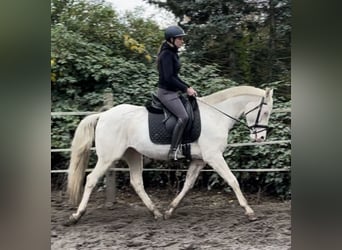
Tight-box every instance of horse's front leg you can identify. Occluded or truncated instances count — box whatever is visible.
[164,160,205,219]
[124,148,163,220]
[205,154,257,221]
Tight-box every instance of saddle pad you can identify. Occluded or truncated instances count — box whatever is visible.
[148,110,201,145]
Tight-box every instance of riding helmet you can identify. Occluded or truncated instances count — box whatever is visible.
[164,25,187,41]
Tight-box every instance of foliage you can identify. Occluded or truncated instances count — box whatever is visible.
[122,11,164,59]
[180,60,240,96]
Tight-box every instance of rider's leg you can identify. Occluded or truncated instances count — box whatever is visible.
[157,88,189,160]
[168,117,187,160]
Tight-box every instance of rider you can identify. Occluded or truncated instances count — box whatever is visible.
[157,25,197,160]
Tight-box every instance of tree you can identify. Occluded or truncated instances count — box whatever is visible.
[148,0,291,94]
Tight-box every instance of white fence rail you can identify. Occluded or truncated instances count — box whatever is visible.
[52,167,290,174]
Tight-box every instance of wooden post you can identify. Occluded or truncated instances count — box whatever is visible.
[105,163,116,208]
[103,89,116,207]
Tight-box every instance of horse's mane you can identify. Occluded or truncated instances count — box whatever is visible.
[200,86,265,104]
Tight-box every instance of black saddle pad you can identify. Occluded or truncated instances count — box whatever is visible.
[147,97,201,145]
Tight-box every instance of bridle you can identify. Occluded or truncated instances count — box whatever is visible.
[197,96,270,135]
[243,97,269,135]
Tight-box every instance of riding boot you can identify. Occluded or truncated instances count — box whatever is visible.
[168,118,186,160]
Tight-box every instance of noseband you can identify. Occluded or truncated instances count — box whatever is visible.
[244,97,269,135]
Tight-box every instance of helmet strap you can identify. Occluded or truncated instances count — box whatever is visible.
[167,38,175,47]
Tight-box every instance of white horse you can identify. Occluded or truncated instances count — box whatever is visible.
[65,86,274,225]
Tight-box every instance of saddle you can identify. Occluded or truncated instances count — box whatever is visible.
[145,93,201,158]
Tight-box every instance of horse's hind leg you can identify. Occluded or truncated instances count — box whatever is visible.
[123,148,163,219]
[65,158,112,226]
[164,160,205,219]
[205,154,257,221]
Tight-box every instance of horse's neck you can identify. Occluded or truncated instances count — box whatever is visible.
[201,87,265,131]
[214,95,259,120]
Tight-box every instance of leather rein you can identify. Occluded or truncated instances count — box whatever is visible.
[196,97,269,135]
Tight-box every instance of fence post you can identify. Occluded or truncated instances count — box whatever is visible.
[103,89,116,207]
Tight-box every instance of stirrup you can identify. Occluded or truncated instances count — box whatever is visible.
[168,147,179,161]
[168,147,184,161]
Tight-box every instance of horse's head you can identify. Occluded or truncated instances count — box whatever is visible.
[244,88,274,142]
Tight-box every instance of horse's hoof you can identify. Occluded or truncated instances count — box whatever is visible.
[163,211,172,220]
[63,215,79,226]
[247,213,257,221]
[105,202,115,210]
[153,210,163,220]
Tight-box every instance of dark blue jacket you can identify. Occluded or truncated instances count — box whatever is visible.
[157,42,189,92]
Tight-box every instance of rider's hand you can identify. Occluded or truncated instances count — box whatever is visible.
[187,87,197,97]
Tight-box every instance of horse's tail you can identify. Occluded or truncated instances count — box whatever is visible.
[67,113,101,205]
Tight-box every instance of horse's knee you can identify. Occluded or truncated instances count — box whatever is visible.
[85,174,98,189]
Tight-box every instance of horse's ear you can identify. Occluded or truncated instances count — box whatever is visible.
[265,88,273,101]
